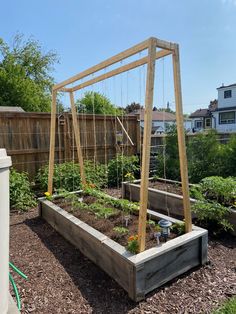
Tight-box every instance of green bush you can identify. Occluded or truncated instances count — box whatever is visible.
[10,169,37,211]
[191,176,235,233]
[221,134,236,177]
[36,160,107,192]
[155,125,181,181]
[187,130,223,183]
[107,154,140,187]
[199,176,236,205]
[155,128,234,183]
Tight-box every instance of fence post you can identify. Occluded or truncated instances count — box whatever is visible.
[0,149,12,314]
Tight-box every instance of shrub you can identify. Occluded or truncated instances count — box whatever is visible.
[192,200,233,233]
[199,176,236,205]
[187,130,223,183]
[107,154,140,187]
[155,125,181,181]
[191,176,235,233]
[36,160,107,192]
[221,134,236,177]
[10,169,37,211]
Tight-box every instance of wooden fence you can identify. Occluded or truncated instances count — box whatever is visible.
[0,112,139,178]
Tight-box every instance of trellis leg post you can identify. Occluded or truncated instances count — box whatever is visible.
[69,91,87,186]
[172,44,192,233]
[138,38,157,252]
[48,89,57,194]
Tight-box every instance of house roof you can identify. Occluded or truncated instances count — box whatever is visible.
[129,109,176,121]
[189,108,211,118]
[217,83,236,90]
[0,106,25,112]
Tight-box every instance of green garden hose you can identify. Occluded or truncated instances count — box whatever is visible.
[9,273,21,311]
[9,262,28,280]
[9,262,28,311]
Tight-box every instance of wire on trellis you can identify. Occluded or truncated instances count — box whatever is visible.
[161,57,170,217]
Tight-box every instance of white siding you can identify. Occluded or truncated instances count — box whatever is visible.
[218,85,236,108]
[140,120,192,131]
[212,111,236,133]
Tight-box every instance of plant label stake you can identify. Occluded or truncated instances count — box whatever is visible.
[124,215,130,227]
[154,232,161,246]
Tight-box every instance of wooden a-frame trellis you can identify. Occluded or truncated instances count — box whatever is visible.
[47,37,192,252]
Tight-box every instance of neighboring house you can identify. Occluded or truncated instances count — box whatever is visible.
[190,83,236,133]
[129,109,192,133]
[189,108,212,131]
[211,84,236,133]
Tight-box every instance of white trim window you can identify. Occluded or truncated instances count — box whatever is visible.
[219,111,235,124]
[224,90,232,98]
[195,120,203,129]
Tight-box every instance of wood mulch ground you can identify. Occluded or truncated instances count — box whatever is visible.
[10,208,236,314]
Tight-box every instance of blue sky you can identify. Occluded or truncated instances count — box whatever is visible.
[1,0,236,113]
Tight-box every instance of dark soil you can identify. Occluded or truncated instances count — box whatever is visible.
[149,180,183,195]
[10,208,236,313]
[53,195,176,249]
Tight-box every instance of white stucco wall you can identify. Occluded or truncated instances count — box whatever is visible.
[218,85,236,108]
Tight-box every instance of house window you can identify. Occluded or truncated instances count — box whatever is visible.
[224,90,232,98]
[205,118,211,128]
[219,111,235,124]
[195,120,203,129]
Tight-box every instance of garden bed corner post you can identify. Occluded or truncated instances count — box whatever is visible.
[138,38,157,252]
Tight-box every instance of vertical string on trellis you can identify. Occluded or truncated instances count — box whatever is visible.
[69,91,86,187]
[138,38,157,252]
[48,89,57,194]
[172,44,192,233]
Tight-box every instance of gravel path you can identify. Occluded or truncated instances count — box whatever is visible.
[10,208,236,314]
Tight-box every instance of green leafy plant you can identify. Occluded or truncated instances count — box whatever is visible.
[199,176,236,205]
[127,235,139,254]
[113,226,129,234]
[213,297,236,314]
[88,201,116,219]
[147,219,156,227]
[107,154,140,187]
[155,225,162,232]
[171,222,185,236]
[84,187,139,214]
[10,169,37,211]
[37,160,107,192]
[192,200,233,233]
[189,185,204,200]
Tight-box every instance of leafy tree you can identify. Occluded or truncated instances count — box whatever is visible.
[0,34,58,112]
[125,102,142,114]
[76,91,123,115]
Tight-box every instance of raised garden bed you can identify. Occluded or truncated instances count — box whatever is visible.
[122,177,236,236]
[39,190,208,301]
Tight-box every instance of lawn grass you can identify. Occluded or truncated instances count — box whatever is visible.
[213,297,236,314]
